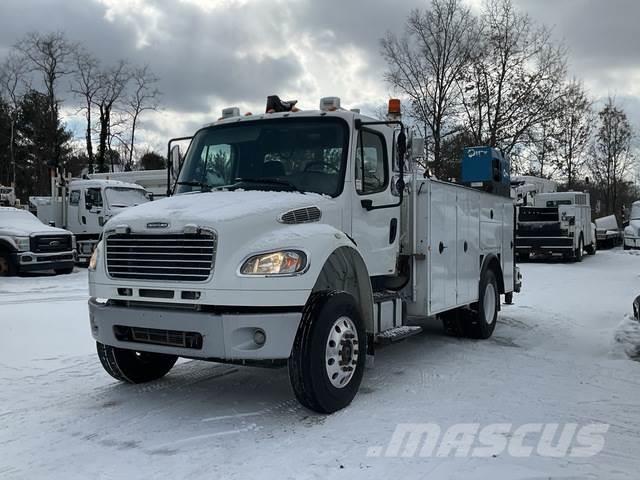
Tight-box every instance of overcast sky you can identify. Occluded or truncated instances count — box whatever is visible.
[1,0,639,154]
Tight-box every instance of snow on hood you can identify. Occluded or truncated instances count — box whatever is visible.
[104,190,333,230]
[0,208,71,236]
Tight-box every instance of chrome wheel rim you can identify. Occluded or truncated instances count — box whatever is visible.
[325,316,359,388]
[484,283,496,324]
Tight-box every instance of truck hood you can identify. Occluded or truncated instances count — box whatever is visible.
[2,218,71,237]
[103,190,337,233]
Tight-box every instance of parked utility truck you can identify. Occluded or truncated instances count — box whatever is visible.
[88,97,521,413]
[89,169,168,199]
[624,201,640,250]
[0,185,17,207]
[31,177,150,263]
[516,191,595,261]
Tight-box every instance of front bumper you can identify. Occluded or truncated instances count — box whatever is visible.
[624,236,640,249]
[88,297,303,360]
[14,250,76,272]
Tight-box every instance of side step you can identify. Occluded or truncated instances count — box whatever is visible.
[375,325,423,345]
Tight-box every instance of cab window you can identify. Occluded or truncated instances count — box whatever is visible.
[355,130,388,194]
[69,190,80,206]
[85,188,103,208]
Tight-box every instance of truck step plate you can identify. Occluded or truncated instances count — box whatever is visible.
[375,325,423,345]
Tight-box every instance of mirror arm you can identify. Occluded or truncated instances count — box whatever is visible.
[167,136,193,197]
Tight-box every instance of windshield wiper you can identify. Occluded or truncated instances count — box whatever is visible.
[234,177,305,194]
[176,181,213,192]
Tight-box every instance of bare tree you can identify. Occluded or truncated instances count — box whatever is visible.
[15,32,76,170]
[381,0,479,173]
[551,80,593,188]
[589,97,634,216]
[93,60,130,173]
[0,53,29,186]
[125,65,160,169]
[71,48,101,172]
[458,0,567,161]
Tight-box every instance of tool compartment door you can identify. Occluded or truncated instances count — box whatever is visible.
[429,184,457,314]
[456,192,480,305]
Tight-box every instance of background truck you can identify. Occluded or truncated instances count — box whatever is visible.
[88,96,520,413]
[516,191,595,261]
[595,214,623,249]
[0,207,76,276]
[30,177,150,263]
[624,201,640,250]
[510,175,557,206]
[89,169,168,199]
[0,185,17,207]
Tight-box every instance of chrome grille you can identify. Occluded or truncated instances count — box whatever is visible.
[105,232,216,282]
[278,206,321,224]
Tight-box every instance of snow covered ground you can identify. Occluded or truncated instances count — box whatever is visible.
[1,249,640,479]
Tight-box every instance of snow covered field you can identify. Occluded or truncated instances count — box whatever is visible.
[1,249,640,479]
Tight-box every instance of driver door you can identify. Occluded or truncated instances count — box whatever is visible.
[350,128,400,277]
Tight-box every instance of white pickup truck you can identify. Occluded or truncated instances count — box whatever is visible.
[516,191,595,261]
[88,96,520,413]
[624,201,640,250]
[0,207,76,276]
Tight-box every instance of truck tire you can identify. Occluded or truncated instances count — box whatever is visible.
[288,291,366,414]
[467,269,499,339]
[96,342,178,383]
[54,267,74,275]
[0,252,17,277]
[574,235,584,262]
[585,241,596,255]
[504,292,514,305]
[441,309,470,337]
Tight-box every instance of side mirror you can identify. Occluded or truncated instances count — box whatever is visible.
[410,137,425,159]
[170,144,182,180]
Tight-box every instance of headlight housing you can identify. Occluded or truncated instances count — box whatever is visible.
[240,250,307,276]
[88,242,101,271]
[13,236,30,252]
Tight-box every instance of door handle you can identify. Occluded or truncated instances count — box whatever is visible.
[439,242,447,254]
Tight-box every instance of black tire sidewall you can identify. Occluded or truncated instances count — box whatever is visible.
[292,292,366,413]
[471,270,498,339]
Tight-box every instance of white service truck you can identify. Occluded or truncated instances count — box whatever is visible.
[31,178,150,263]
[89,169,168,199]
[624,201,640,250]
[88,96,521,413]
[516,191,595,261]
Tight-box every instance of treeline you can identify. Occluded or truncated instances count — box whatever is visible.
[382,0,637,218]
[0,32,163,199]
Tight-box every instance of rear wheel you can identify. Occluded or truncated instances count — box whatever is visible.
[288,291,366,413]
[466,269,499,339]
[585,241,596,255]
[0,252,16,277]
[96,342,178,383]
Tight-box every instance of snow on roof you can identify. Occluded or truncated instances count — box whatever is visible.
[69,178,145,189]
[202,109,377,129]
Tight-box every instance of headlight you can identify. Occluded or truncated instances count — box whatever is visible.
[13,236,30,252]
[88,243,101,271]
[240,250,307,275]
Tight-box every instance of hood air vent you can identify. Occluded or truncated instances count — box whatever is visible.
[278,206,322,224]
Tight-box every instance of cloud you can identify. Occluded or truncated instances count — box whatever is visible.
[1,0,639,154]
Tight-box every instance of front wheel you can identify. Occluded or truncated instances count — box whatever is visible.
[574,235,584,262]
[0,252,17,277]
[96,342,178,383]
[288,291,366,414]
[467,269,499,339]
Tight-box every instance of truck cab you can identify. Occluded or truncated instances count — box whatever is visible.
[31,179,150,262]
[516,191,595,261]
[88,97,520,413]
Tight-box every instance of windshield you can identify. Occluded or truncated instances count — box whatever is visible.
[104,187,150,208]
[175,117,349,197]
[0,188,13,194]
